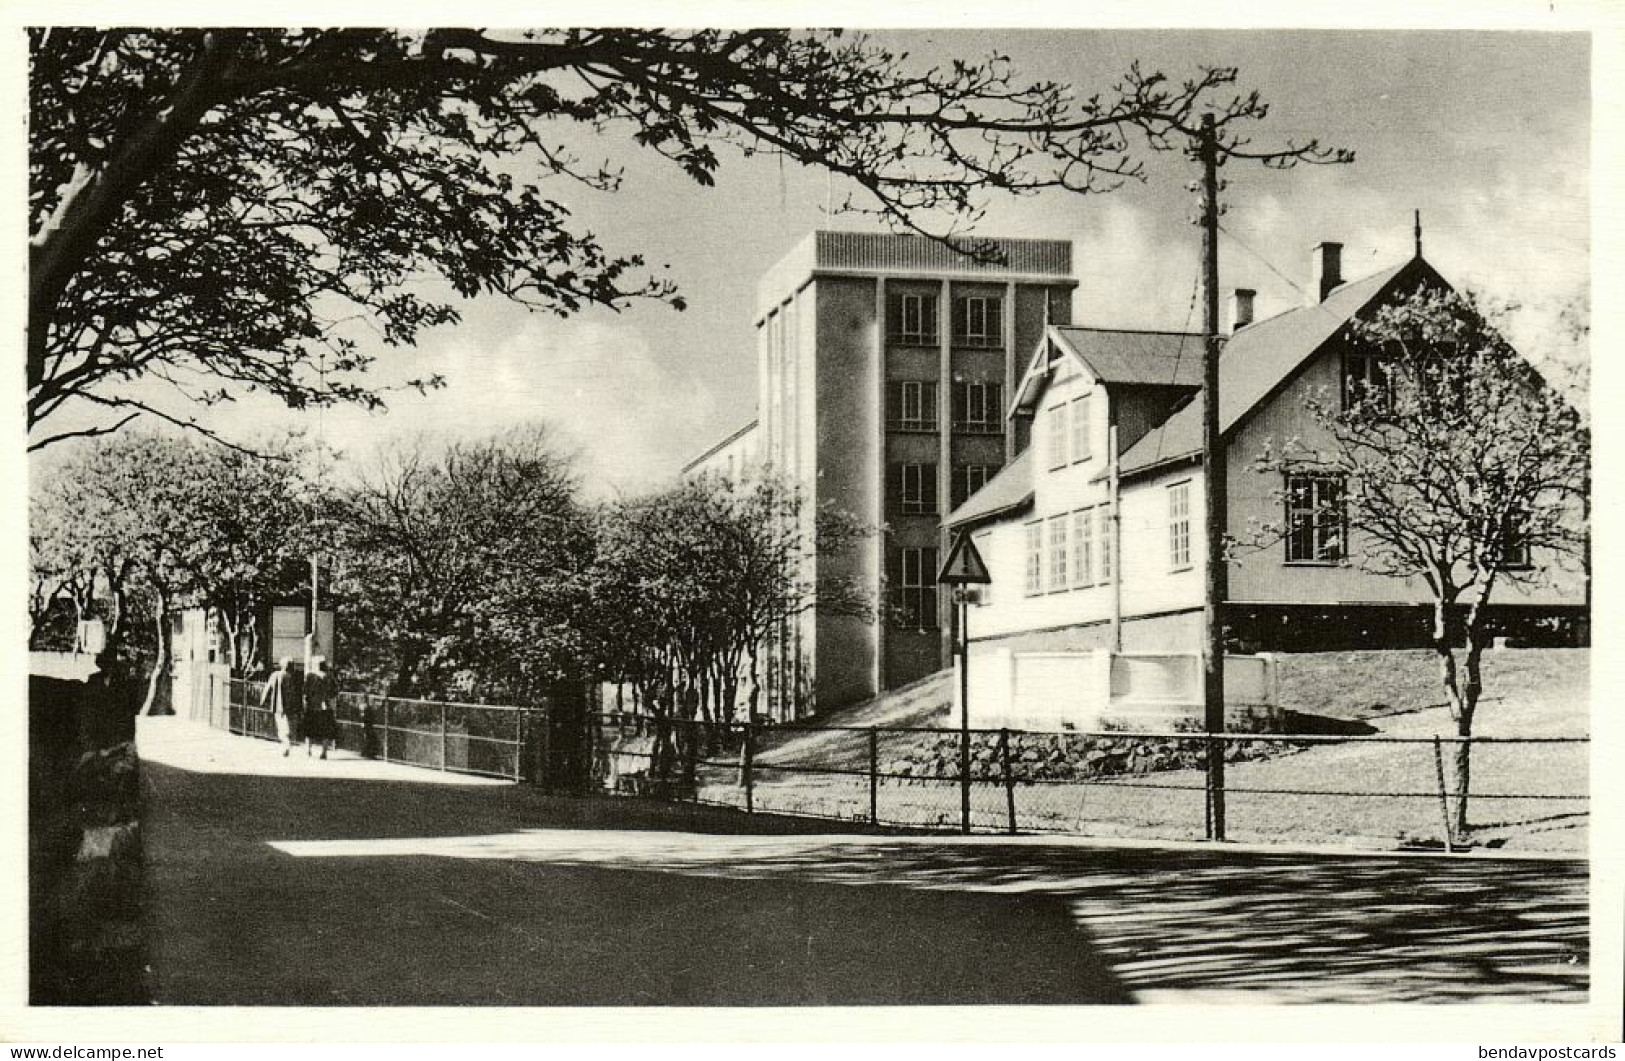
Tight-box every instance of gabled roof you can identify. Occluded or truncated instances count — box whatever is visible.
[945,448,1033,529]
[1118,257,1437,478]
[1012,326,1202,413]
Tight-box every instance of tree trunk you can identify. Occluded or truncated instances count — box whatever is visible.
[143,585,175,716]
[1450,609,1488,838]
[747,643,761,723]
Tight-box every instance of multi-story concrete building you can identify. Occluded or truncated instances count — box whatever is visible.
[685,230,1077,719]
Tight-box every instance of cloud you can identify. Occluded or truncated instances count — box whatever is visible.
[275,312,721,498]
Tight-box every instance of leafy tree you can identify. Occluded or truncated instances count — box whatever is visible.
[585,474,872,782]
[1254,287,1589,836]
[29,28,1348,446]
[30,433,317,711]
[329,428,592,701]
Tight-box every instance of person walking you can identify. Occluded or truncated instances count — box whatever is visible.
[261,657,305,757]
[303,656,337,760]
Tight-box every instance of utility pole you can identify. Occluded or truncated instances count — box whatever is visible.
[305,554,320,671]
[1199,113,1228,841]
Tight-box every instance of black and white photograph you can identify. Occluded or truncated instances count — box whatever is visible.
[12,6,1621,1047]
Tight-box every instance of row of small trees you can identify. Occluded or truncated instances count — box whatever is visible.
[29,427,862,725]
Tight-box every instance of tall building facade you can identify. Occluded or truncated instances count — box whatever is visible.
[691,231,1076,719]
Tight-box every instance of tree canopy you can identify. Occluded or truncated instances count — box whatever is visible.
[1253,285,1589,836]
[29,28,1349,448]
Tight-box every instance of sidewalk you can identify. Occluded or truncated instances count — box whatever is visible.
[137,717,1589,1005]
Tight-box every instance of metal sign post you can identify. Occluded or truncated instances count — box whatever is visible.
[939,531,992,835]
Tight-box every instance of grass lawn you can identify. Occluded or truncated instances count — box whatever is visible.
[703,647,1589,852]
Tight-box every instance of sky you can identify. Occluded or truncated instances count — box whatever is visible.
[31,29,1592,496]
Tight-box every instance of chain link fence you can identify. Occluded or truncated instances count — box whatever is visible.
[215,681,1586,849]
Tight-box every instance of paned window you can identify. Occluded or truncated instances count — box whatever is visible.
[892,463,939,516]
[1048,516,1070,590]
[886,380,939,432]
[951,463,1000,508]
[1286,474,1347,563]
[1098,505,1113,582]
[952,295,1004,348]
[1343,351,1393,414]
[951,381,1004,434]
[1169,481,1192,570]
[888,292,939,345]
[1071,395,1092,462]
[1047,403,1069,470]
[1025,522,1044,596]
[1073,507,1094,587]
[893,547,940,629]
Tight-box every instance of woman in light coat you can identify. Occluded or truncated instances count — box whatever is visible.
[261,657,305,757]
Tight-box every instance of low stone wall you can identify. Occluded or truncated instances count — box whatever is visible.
[29,673,148,1005]
[880,721,1307,784]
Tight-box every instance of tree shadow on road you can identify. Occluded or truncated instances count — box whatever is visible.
[138,747,1588,1006]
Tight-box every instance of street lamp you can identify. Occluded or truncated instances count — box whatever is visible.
[938,530,991,834]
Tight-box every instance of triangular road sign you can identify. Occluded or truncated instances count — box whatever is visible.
[937,530,992,585]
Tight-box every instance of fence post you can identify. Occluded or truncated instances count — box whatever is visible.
[537,706,552,792]
[514,709,525,782]
[960,725,973,834]
[868,728,879,827]
[742,722,755,815]
[1432,735,1456,852]
[999,728,1017,835]
[382,698,391,764]
[439,701,448,771]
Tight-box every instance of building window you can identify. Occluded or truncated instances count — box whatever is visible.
[1047,403,1069,470]
[1070,395,1092,462]
[888,292,939,346]
[1286,474,1347,563]
[1025,521,1043,596]
[1500,508,1533,569]
[886,380,939,432]
[893,547,939,629]
[1073,507,1094,587]
[951,381,1004,434]
[951,463,999,508]
[952,295,1003,348]
[1098,505,1113,582]
[891,462,939,516]
[1343,351,1393,414]
[1048,515,1069,591]
[1168,480,1192,570]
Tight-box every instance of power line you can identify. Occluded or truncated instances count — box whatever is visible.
[1216,220,1304,294]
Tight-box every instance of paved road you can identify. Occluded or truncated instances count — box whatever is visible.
[137,717,1588,1006]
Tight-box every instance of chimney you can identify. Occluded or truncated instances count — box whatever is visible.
[1230,288,1256,333]
[1311,242,1343,303]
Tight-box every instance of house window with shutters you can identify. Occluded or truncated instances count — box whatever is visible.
[951,381,1004,434]
[891,462,939,516]
[1073,507,1094,587]
[952,295,1004,348]
[1285,474,1347,563]
[1024,521,1043,596]
[887,292,939,346]
[886,380,939,432]
[891,546,939,629]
